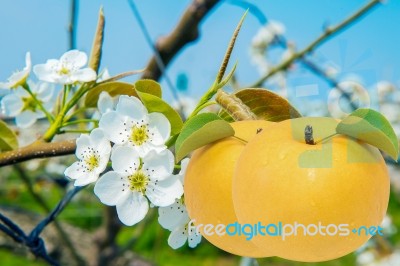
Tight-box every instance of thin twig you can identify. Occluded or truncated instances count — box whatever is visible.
[300,58,358,110]
[0,212,26,238]
[0,186,84,265]
[228,0,358,109]
[0,223,23,243]
[68,0,78,50]
[14,165,86,266]
[29,186,84,240]
[96,69,145,84]
[250,0,382,87]
[127,0,180,103]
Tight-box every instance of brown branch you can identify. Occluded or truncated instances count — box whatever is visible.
[0,140,76,167]
[141,0,220,80]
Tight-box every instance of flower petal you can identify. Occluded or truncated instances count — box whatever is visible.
[1,94,23,116]
[60,50,88,68]
[72,68,97,83]
[96,156,110,175]
[0,82,11,89]
[111,146,140,175]
[73,172,98,186]
[168,225,188,249]
[15,110,38,128]
[188,227,202,248]
[158,200,189,230]
[75,134,91,159]
[15,87,29,97]
[142,149,174,180]
[89,128,111,156]
[133,142,155,158]
[33,60,58,82]
[25,52,32,71]
[64,161,86,181]
[177,158,190,183]
[116,95,147,120]
[148,112,171,145]
[146,176,183,207]
[99,111,127,145]
[35,82,54,102]
[94,171,129,205]
[97,68,111,82]
[116,192,149,226]
[98,91,114,114]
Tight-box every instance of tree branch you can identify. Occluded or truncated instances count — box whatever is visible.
[141,0,220,80]
[0,140,76,167]
[14,165,86,266]
[250,0,382,87]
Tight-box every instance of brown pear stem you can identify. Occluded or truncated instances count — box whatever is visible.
[305,125,315,145]
[305,125,339,145]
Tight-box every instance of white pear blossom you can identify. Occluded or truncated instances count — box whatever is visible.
[97,68,111,82]
[159,198,201,249]
[172,96,197,118]
[91,91,118,122]
[0,52,31,89]
[377,81,395,101]
[94,146,183,226]
[176,158,189,184]
[251,20,285,50]
[249,21,285,77]
[328,80,370,119]
[33,50,96,84]
[356,250,400,266]
[64,128,111,186]
[159,198,189,231]
[99,95,171,157]
[1,81,54,128]
[97,91,118,115]
[158,158,200,249]
[168,216,202,249]
[158,158,189,229]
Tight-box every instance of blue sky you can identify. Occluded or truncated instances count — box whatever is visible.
[0,0,399,111]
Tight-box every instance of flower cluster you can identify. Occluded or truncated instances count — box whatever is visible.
[250,20,285,76]
[0,50,96,128]
[1,81,55,128]
[158,158,201,249]
[64,95,191,250]
[249,21,289,91]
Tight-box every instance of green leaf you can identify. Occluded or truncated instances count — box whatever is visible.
[85,82,138,107]
[0,120,18,151]
[136,91,183,136]
[175,113,235,162]
[134,79,162,98]
[336,108,399,160]
[219,88,301,122]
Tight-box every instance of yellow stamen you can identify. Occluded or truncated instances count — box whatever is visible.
[129,171,149,193]
[130,125,149,145]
